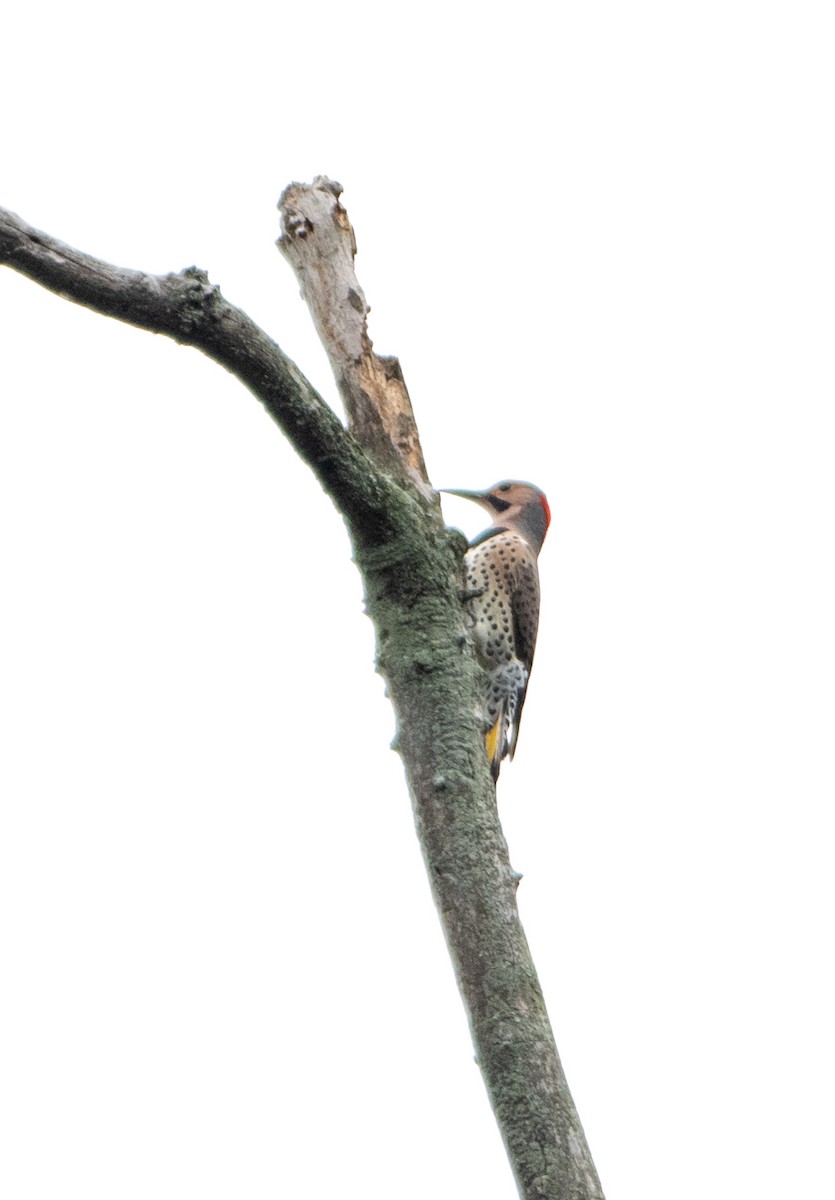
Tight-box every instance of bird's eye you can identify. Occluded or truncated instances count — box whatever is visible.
[498,483,511,493]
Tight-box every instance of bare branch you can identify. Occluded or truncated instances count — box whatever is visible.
[278,177,429,486]
[0,204,395,540]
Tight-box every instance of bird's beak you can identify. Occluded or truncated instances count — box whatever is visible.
[439,488,485,502]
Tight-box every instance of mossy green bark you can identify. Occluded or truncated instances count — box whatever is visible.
[351,488,603,1200]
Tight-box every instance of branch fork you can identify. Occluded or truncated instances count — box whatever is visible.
[1,183,603,1200]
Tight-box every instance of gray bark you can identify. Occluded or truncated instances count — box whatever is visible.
[0,190,604,1200]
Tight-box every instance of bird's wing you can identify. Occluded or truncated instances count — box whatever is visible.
[508,555,541,759]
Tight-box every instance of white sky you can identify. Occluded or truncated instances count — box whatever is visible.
[1,3,833,1197]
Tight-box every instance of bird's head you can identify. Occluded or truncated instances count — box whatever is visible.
[440,480,551,553]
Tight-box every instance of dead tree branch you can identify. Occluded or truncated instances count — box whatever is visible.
[0,206,391,533]
[278,176,428,486]
[0,192,603,1200]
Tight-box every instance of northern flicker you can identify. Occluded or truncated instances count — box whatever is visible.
[442,481,550,780]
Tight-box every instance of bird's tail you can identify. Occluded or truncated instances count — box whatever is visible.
[484,660,528,780]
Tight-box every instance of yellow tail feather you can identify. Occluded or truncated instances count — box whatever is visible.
[485,718,502,779]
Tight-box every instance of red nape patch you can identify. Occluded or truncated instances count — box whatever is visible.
[539,493,552,529]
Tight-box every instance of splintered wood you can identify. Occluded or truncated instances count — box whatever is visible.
[278,177,429,486]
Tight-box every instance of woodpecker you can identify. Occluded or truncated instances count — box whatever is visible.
[442,481,550,780]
